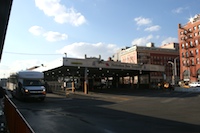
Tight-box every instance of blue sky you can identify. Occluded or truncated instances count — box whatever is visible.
[0,0,200,78]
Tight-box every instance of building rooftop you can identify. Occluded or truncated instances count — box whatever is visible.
[120,43,179,55]
[189,14,200,24]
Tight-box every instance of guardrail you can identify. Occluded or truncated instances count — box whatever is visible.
[4,95,35,133]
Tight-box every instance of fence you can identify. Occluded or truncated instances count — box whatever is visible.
[47,81,75,95]
[4,95,34,133]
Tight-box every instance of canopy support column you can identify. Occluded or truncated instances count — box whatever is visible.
[84,67,88,94]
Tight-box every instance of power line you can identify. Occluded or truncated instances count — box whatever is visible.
[4,51,63,56]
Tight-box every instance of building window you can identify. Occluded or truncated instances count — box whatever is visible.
[189,28,192,32]
[194,26,197,30]
[190,41,193,47]
[195,33,198,36]
[191,59,195,65]
[196,49,199,55]
[182,43,184,49]
[186,52,189,57]
[180,31,183,35]
[182,60,186,66]
[186,43,188,48]
[190,50,194,56]
[185,36,188,40]
[195,40,198,45]
[184,30,187,34]
[198,25,200,29]
[182,52,184,57]
[186,60,190,66]
[197,58,200,64]
[199,31,200,35]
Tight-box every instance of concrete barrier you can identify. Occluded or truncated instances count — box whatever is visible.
[4,95,35,133]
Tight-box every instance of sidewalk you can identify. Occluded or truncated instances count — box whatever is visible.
[0,86,7,133]
[0,98,7,133]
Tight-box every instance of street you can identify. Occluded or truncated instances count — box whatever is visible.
[10,89,200,133]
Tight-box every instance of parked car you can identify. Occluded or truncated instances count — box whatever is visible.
[189,82,200,87]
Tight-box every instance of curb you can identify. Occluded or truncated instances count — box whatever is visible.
[174,87,200,92]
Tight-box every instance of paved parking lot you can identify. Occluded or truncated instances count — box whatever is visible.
[11,89,200,133]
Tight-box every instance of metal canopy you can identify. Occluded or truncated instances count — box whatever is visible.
[43,66,145,81]
[0,0,13,61]
[38,57,164,81]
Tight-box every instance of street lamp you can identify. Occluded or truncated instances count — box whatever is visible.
[137,63,144,89]
[168,61,175,85]
[168,57,179,85]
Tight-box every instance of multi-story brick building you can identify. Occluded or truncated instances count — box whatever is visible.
[113,42,179,84]
[112,47,130,62]
[178,14,200,82]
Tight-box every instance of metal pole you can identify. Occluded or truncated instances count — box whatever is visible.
[174,59,177,76]
[172,65,175,85]
[174,57,179,85]
[84,67,88,94]
[168,61,174,85]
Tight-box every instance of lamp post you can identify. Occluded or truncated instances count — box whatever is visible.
[137,63,144,89]
[168,57,179,85]
[174,57,179,83]
[168,61,175,85]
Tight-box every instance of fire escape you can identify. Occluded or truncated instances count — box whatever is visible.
[181,28,197,81]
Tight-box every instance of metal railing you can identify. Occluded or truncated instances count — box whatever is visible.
[4,95,35,133]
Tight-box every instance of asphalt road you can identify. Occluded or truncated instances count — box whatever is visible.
[11,89,200,133]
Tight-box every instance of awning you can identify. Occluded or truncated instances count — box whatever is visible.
[0,0,13,61]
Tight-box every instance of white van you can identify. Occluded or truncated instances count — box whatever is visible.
[7,70,46,101]
[189,82,200,87]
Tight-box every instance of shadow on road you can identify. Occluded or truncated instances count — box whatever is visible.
[12,93,200,133]
[65,102,200,133]
[89,88,200,98]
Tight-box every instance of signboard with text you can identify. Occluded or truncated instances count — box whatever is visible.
[63,58,165,72]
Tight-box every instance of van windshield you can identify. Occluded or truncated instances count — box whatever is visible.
[23,79,43,86]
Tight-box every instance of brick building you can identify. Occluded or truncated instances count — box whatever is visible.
[113,43,179,84]
[178,14,200,82]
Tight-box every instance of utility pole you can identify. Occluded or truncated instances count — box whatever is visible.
[168,57,179,85]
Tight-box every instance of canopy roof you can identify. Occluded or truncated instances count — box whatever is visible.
[34,57,165,81]
[0,0,13,61]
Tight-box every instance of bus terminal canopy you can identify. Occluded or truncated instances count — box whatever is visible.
[34,57,165,81]
[0,0,13,61]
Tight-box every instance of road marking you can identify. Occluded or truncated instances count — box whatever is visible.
[161,97,177,103]
[161,92,197,103]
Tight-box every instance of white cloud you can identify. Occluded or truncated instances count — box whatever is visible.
[0,65,10,78]
[144,25,161,32]
[29,26,68,42]
[172,7,188,14]
[0,42,118,78]
[155,35,160,39]
[54,7,86,26]
[56,42,119,60]
[35,0,86,26]
[161,37,178,45]
[131,35,153,46]
[29,26,45,36]
[0,59,44,78]
[134,17,152,26]
[134,17,161,32]
[43,31,68,42]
